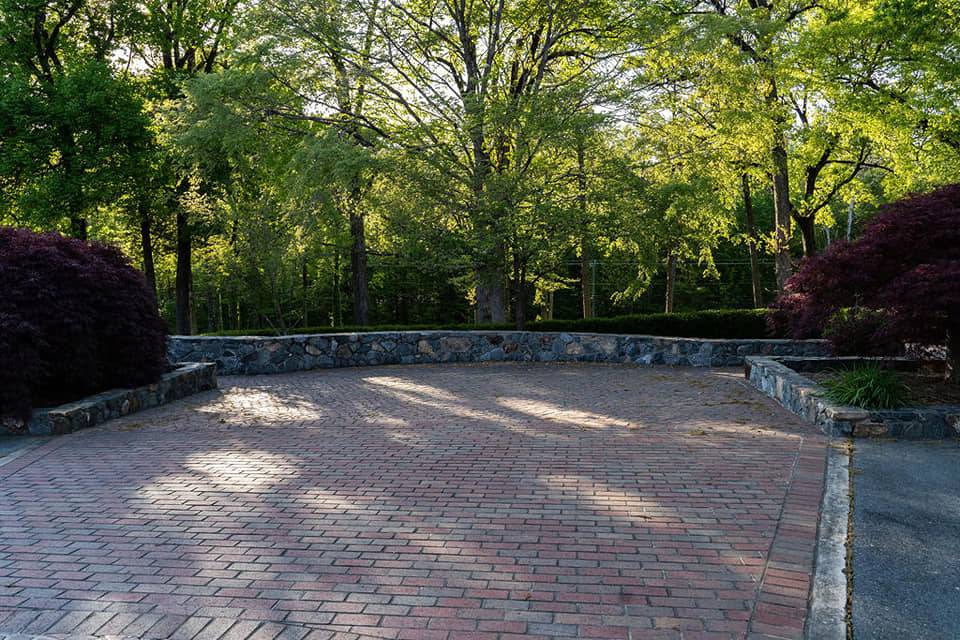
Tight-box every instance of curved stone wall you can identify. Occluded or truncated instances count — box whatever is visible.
[747,355,960,439]
[5,363,218,437]
[169,331,832,375]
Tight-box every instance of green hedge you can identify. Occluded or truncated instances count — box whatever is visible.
[527,309,775,339]
[202,309,777,339]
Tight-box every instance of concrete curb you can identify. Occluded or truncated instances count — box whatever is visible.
[806,440,851,639]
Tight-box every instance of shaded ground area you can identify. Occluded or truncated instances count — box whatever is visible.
[852,440,960,640]
[0,364,826,640]
[0,437,48,467]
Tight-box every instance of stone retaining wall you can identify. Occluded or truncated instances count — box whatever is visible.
[746,356,960,439]
[169,331,832,376]
[7,363,218,437]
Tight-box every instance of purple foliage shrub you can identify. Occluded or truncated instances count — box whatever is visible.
[770,184,960,378]
[821,308,903,357]
[0,228,168,424]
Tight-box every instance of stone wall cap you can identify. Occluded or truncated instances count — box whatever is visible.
[824,407,871,421]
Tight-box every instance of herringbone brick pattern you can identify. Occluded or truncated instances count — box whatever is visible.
[0,364,826,640]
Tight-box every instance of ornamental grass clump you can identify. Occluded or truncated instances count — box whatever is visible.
[822,365,909,410]
[0,228,168,425]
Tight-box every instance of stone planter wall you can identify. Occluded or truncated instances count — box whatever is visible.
[169,331,832,376]
[746,356,960,439]
[3,362,218,437]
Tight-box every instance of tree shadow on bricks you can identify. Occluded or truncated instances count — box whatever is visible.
[0,363,821,640]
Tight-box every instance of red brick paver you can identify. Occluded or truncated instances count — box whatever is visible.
[0,364,827,640]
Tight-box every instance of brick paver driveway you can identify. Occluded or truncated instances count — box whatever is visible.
[0,364,827,640]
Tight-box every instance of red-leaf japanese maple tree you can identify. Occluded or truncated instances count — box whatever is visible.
[770,184,960,383]
[1,228,168,425]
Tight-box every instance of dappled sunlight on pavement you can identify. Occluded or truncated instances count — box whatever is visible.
[0,363,826,640]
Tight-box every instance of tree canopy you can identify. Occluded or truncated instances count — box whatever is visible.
[1,0,957,333]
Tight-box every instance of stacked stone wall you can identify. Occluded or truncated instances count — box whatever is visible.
[170,331,832,375]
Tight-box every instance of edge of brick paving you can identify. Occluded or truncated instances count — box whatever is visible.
[0,436,73,479]
[0,443,43,470]
[748,434,830,640]
[804,441,851,640]
[0,634,139,640]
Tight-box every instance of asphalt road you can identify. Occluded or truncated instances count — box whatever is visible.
[852,439,960,640]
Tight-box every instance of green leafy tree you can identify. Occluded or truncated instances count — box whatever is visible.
[631,1,889,290]
[0,0,152,238]
[813,0,960,196]
[128,0,242,333]
[254,0,636,323]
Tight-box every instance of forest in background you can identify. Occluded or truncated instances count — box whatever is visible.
[2,0,958,334]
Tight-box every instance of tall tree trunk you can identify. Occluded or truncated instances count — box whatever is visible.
[580,252,594,319]
[397,287,409,324]
[847,198,855,240]
[476,255,507,324]
[765,75,794,291]
[664,252,677,314]
[471,212,508,323]
[139,199,157,299]
[349,211,370,326]
[577,137,593,319]
[270,272,287,333]
[741,175,763,308]
[205,285,219,333]
[796,215,818,258]
[60,127,87,240]
[302,259,310,327]
[175,209,192,335]
[69,216,87,240]
[333,250,342,327]
[513,252,527,330]
[544,290,554,320]
[65,174,85,239]
[771,143,794,291]
[464,75,507,324]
